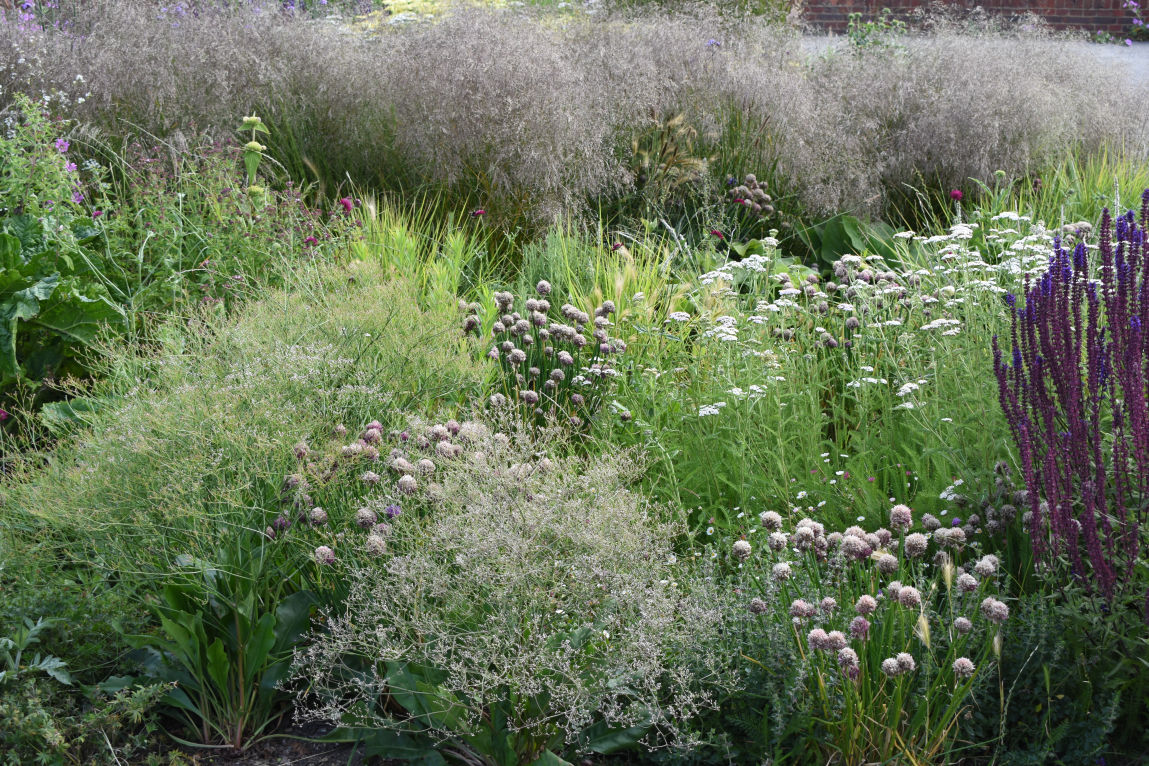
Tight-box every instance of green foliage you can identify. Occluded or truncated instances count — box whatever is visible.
[846,8,907,50]
[0,675,171,766]
[0,617,72,687]
[127,564,317,750]
[0,96,125,406]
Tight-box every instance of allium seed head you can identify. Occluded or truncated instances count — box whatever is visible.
[760,510,783,529]
[398,475,418,494]
[820,596,838,614]
[768,531,789,551]
[922,513,941,531]
[364,535,387,557]
[850,615,871,640]
[855,595,878,615]
[904,532,929,558]
[790,599,817,619]
[973,555,999,577]
[772,562,792,581]
[957,573,979,593]
[896,652,916,673]
[876,553,899,574]
[980,597,1010,623]
[881,658,902,677]
[953,657,975,678]
[314,546,335,565]
[890,504,913,530]
[356,508,378,529]
[309,507,328,525]
[733,540,752,560]
[898,586,922,609]
[954,616,973,634]
[749,597,768,615]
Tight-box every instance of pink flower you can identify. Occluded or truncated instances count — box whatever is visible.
[304,236,318,245]
[950,189,963,201]
[471,208,486,217]
[710,229,724,239]
[0,407,9,421]
[55,138,69,152]
[92,210,103,218]
[339,197,353,214]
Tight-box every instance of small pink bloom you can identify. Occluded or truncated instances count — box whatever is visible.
[710,229,724,239]
[339,197,353,214]
[950,189,963,201]
[471,208,486,217]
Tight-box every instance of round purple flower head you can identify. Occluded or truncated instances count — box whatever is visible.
[314,545,335,565]
[384,504,402,518]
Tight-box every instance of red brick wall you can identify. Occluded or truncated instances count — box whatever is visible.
[802,1,1130,34]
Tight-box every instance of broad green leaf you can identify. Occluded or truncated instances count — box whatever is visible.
[205,637,230,694]
[273,590,317,649]
[580,719,649,754]
[39,396,104,434]
[0,233,21,269]
[526,750,573,766]
[33,286,124,345]
[243,613,277,684]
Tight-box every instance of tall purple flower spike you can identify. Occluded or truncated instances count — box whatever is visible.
[993,189,1149,606]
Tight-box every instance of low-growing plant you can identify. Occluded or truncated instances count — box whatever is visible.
[712,503,1008,762]
[290,417,733,766]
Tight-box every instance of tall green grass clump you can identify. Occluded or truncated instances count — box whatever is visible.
[1,260,484,749]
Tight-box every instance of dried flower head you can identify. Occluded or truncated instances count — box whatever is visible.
[876,553,899,574]
[890,504,913,530]
[760,510,783,530]
[820,596,838,614]
[314,545,335,565]
[954,616,973,634]
[980,597,1010,623]
[896,652,916,673]
[772,562,792,581]
[356,508,378,529]
[952,657,975,678]
[732,540,752,561]
[898,586,922,609]
[748,597,768,615]
[364,534,387,557]
[309,507,329,525]
[957,572,979,593]
[398,475,418,494]
[921,513,941,531]
[855,595,878,615]
[790,599,817,619]
[903,532,929,558]
[973,554,999,577]
[849,615,871,640]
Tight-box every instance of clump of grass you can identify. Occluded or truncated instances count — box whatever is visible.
[2,260,484,576]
